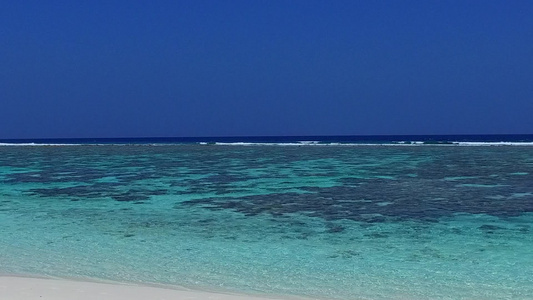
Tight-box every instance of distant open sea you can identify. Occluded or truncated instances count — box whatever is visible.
[1,135,532,299]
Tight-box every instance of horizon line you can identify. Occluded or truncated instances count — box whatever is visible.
[2,133,533,141]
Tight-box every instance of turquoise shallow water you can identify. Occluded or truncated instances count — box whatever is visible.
[0,145,532,299]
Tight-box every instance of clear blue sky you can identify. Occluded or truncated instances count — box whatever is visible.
[1,0,532,138]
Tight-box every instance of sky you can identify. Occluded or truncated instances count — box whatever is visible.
[1,0,532,138]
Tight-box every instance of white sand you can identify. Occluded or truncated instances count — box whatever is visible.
[0,276,295,300]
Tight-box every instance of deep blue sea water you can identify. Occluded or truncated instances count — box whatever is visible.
[1,135,533,299]
[2,134,533,145]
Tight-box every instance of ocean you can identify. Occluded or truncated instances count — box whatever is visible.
[1,135,532,299]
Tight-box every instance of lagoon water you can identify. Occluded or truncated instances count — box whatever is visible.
[1,141,532,299]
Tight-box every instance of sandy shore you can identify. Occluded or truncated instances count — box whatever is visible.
[0,276,295,300]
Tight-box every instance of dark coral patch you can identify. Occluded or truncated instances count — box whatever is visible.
[181,177,533,222]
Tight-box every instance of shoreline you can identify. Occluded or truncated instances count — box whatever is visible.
[0,275,308,300]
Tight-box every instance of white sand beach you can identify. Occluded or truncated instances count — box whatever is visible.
[0,276,295,300]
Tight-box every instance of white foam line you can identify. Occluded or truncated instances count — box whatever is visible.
[2,142,533,147]
[454,142,533,146]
